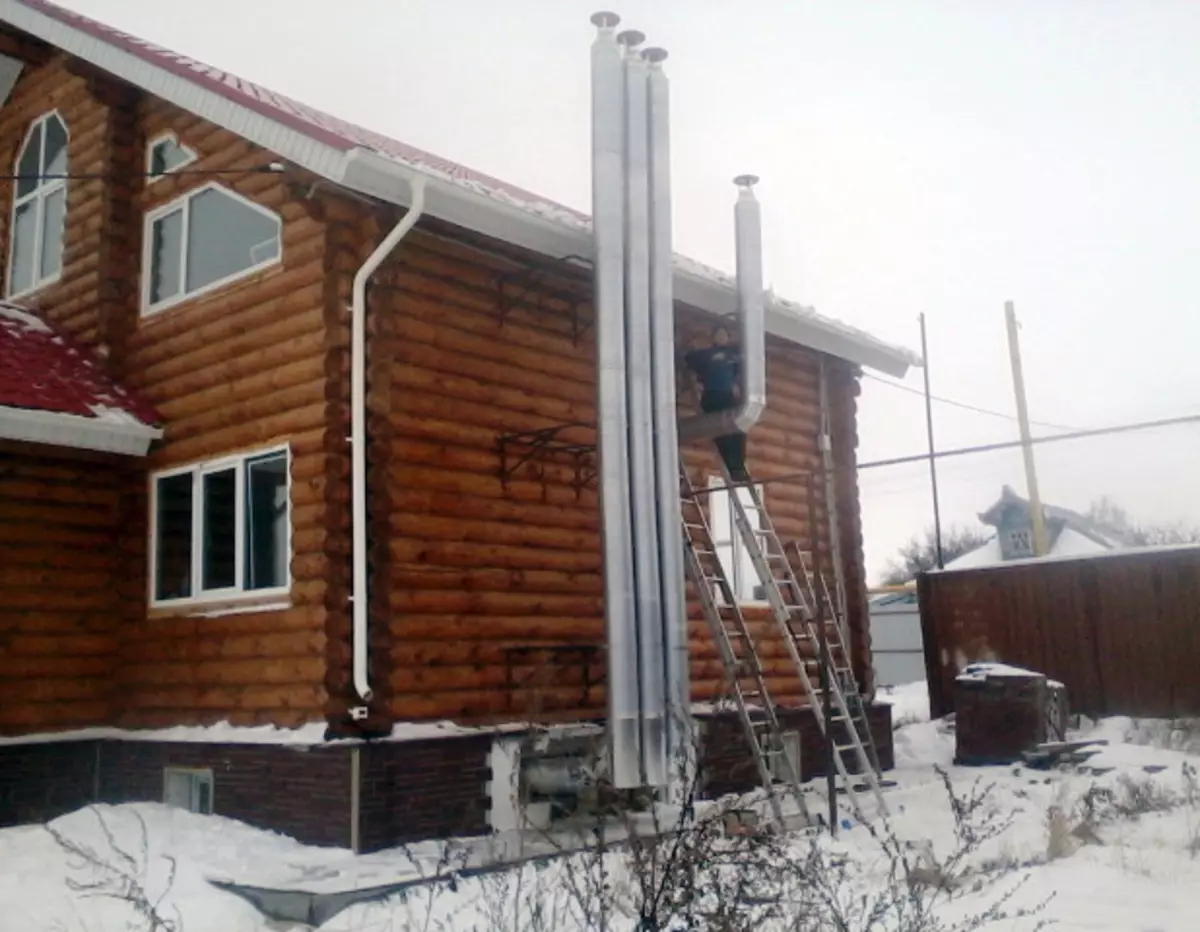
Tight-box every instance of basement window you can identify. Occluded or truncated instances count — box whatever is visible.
[146,132,197,180]
[163,768,213,815]
[8,111,68,298]
[708,475,767,604]
[151,446,290,605]
[142,182,281,314]
[765,729,802,783]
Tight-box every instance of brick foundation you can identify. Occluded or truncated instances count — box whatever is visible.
[0,735,491,852]
[359,736,492,851]
[699,702,894,798]
[1,708,894,848]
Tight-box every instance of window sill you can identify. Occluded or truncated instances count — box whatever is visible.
[149,592,291,620]
[140,261,282,319]
[8,273,63,303]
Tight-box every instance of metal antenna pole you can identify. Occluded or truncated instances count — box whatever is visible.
[919,313,944,569]
[1004,301,1049,556]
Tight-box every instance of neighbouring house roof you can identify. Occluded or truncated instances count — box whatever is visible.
[938,485,1124,573]
[977,484,1124,550]
[0,0,920,377]
[0,302,162,455]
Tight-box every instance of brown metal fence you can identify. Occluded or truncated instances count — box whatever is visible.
[917,546,1200,720]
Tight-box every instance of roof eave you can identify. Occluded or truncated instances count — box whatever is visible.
[4,0,918,376]
[0,406,162,456]
[341,149,918,377]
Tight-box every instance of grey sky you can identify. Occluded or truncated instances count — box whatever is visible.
[57,0,1200,579]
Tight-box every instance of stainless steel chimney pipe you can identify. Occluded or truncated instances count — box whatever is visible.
[644,46,691,777]
[590,10,641,789]
[619,28,667,787]
[676,175,768,443]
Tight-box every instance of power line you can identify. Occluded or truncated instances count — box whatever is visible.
[859,412,1200,471]
[863,370,1078,432]
[3,164,285,182]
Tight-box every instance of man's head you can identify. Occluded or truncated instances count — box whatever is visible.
[712,324,731,346]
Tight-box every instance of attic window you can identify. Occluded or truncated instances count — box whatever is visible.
[1003,527,1034,560]
[147,133,196,179]
[142,183,282,314]
[8,111,68,298]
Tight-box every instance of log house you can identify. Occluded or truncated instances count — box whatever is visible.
[0,0,917,849]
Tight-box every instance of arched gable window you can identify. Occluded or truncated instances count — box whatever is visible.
[9,111,68,297]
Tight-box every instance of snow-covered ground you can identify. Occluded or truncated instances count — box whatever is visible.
[4,685,1200,931]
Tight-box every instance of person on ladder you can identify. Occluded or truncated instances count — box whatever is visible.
[684,323,749,482]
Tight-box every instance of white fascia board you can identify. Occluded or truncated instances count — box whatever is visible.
[0,406,162,456]
[0,2,918,376]
[342,150,919,377]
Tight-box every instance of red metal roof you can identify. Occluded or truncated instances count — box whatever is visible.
[0,303,159,426]
[16,0,582,221]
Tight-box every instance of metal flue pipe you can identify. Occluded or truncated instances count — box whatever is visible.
[644,45,691,778]
[590,10,642,789]
[677,175,768,443]
[619,27,668,788]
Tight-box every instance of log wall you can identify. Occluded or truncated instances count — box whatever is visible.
[0,42,341,731]
[0,443,125,732]
[0,35,874,736]
[366,229,872,723]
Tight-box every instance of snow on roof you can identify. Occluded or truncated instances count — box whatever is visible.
[0,302,160,426]
[937,538,1200,574]
[3,0,919,376]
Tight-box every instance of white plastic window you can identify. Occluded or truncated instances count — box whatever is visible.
[8,111,67,297]
[146,133,197,180]
[163,768,213,814]
[708,475,766,604]
[151,447,290,605]
[142,183,281,314]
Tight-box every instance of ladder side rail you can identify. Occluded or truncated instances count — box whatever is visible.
[681,465,811,820]
[680,467,809,826]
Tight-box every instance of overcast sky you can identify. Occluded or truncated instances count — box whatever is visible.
[58,0,1200,580]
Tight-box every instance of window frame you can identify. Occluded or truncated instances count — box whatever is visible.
[708,474,768,606]
[140,181,283,316]
[8,110,69,299]
[145,131,198,182]
[163,767,214,815]
[148,444,292,609]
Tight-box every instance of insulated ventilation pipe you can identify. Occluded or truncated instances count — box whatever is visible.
[590,11,690,789]
[676,175,767,444]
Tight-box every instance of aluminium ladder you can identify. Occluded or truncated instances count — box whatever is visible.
[679,463,812,831]
[715,460,889,825]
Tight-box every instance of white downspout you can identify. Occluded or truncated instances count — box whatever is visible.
[351,176,428,707]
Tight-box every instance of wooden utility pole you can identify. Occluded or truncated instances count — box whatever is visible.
[1004,300,1049,556]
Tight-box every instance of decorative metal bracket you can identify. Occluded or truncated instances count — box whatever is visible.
[497,421,597,500]
[493,255,594,344]
[503,644,603,714]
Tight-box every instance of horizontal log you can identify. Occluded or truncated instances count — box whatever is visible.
[386,687,604,722]
[158,401,328,462]
[387,511,598,552]
[391,441,597,499]
[390,566,602,596]
[390,640,602,667]
[0,700,111,732]
[391,359,587,424]
[390,538,600,574]
[390,588,602,617]
[133,300,325,383]
[128,655,325,688]
[388,483,597,533]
